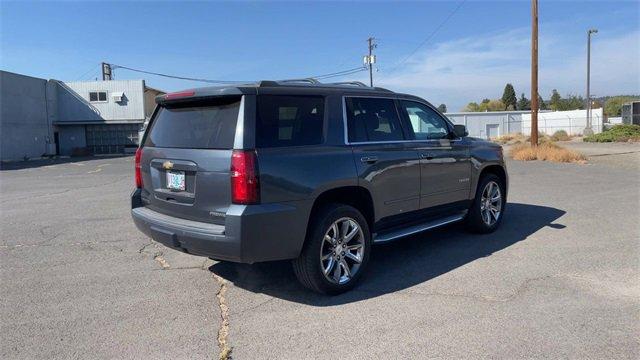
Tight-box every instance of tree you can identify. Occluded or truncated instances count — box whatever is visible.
[479,99,505,112]
[501,84,517,110]
[604,96,640,117]
[538,95,547,110]
[437,104,447,113]
[517,93,530,110]
[549,89,562,111]
[463,102,480,112]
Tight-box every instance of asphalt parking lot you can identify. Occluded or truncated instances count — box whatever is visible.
[1,142,639,359]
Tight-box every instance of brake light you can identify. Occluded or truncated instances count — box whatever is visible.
[165,90,195,100]
[230,150,260,204]
[135,148,143,188]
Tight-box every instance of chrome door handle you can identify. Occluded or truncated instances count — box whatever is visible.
[360,156,378,164]
[420,153,435,160]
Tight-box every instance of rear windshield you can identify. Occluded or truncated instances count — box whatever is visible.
[256,95,325,148]
[144,97,240,149]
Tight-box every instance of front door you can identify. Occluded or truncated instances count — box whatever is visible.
[345,97,421,222]
[397,100,471,209]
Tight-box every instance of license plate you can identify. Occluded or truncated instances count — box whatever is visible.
[166,170,185,191]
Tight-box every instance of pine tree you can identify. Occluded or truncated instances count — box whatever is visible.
[501,84,517,110]
[437,104,447,113]
[550,89,562,110]
[517,93,530,110]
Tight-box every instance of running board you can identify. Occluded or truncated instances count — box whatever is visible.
[373,211,467,243]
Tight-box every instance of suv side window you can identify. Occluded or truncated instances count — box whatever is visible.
[346,97,405,142]
[256,95,325,148]
[400,100,451,140]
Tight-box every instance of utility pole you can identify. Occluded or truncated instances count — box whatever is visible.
[102,62,112,81]
[585,28,598,136]
[530,0,539,146]
[364,37,377,87]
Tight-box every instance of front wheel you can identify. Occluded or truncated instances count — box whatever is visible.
[466,174,506,233]
[292,204,371,295]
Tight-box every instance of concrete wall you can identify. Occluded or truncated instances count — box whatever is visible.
[0,71,54,161]
[445,111,530,139]
[522,109,604,136]
[57,80,145,123]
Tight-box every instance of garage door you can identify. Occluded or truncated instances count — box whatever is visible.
[85,124,141,154]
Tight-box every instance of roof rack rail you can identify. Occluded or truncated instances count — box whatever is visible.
[329,81,368,87]
[278,78,320,84]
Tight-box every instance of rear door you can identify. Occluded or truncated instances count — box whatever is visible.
[398,100,471,209]
[139,96,242,225]
[345,97,421,222]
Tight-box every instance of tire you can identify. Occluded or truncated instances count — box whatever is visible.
[292,204,371,295]
[466,173,506,233]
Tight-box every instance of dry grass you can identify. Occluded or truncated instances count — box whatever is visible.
[509,142,587,163]
[492,133,527,145]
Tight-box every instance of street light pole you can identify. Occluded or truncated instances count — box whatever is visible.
[585,28,598,136]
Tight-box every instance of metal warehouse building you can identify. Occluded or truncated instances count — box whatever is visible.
[0,70,163,161]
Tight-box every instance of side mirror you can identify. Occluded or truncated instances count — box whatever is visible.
[453,124,468,138]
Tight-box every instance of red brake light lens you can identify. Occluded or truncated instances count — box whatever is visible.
[135,148,143,188]
[230,150,260,205]
[165,90,195,100]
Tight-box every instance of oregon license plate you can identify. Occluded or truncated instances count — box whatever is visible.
[166,170,185,191]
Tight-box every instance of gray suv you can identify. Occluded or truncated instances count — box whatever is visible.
[131,80,508,294]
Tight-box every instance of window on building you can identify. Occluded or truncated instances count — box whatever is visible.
[89,91,107,102]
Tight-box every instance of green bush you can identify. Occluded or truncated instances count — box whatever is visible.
[551,130,570,141]
[583,124,640,142]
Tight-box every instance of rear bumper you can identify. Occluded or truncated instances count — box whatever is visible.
[132,207,240,261]
[131,192,312,263]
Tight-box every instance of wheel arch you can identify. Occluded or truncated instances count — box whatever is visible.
[477,164,508,197]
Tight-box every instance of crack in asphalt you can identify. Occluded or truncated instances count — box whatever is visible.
[138,240,170,270]
[138,241,232,358]
[213,273,232,360]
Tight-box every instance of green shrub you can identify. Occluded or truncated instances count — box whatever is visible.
[551,130,570,141]
[584,124,640,142]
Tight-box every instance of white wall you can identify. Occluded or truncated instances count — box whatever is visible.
[521,108,603,136]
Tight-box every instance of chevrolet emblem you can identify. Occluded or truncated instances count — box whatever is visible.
[162,161,174,170]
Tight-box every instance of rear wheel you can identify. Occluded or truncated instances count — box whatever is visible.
[293,204,371,295]
[466,174,505,233]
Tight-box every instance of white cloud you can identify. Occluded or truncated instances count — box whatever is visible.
[370,28,640,111]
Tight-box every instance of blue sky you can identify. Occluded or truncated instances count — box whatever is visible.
[1,0,638,111]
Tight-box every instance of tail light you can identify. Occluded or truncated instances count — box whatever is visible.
[135,148,143,188]
[230,150,260,204]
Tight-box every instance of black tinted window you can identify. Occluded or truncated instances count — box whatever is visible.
[256,95,324,148]
[144,97,240,149]
[98,92,107,101]
[89,92,98,102]
[346,97,405,142]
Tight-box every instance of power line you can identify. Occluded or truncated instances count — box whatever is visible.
[109,62,367,84]
[312,66,367,80]
[388,0,466,71]
[110,64,250,84]
[75,64,101,81]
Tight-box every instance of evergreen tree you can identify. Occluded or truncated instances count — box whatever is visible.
[437,104,447,113]
[550,89,562,110]
[517,93,530,110]
[501,83,517,110]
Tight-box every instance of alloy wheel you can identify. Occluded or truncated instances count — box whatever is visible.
[480,181,502,226]
[320,217,365,285]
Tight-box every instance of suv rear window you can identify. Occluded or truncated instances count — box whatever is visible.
[256,95,324,148]
[144,97,240,149]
